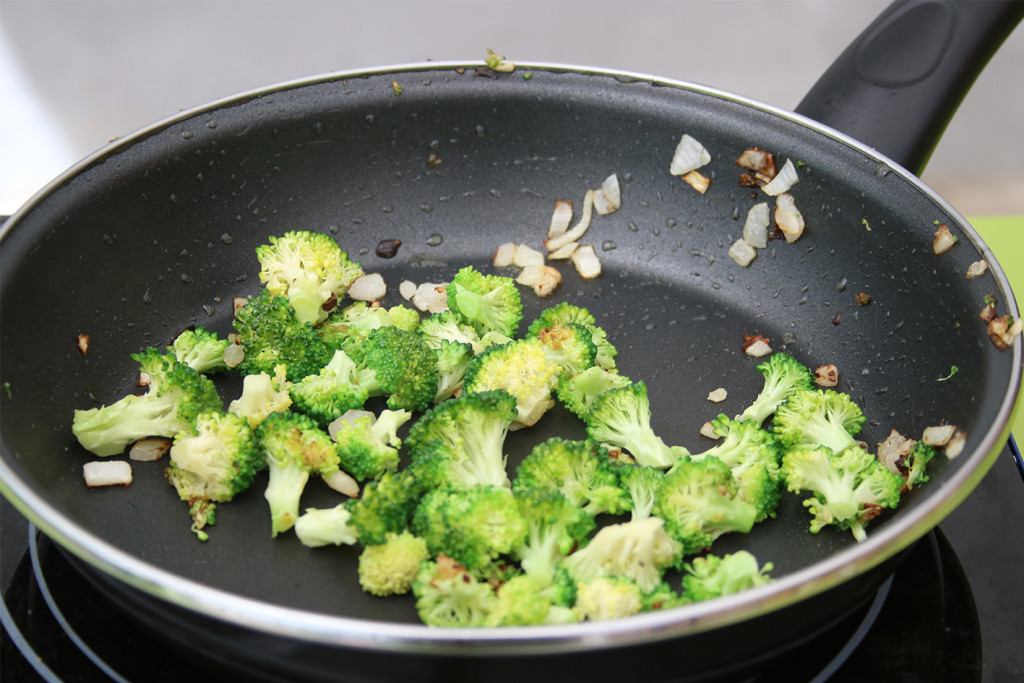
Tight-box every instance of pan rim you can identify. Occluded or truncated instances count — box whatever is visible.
[1,59,1020,656]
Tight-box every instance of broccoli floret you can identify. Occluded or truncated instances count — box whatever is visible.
[358,326,439,413]
[463,338,562,428]
[345,468,423,546]
[234,289,331,382]
[654,456,758,554]
[418,310,483,353]
[555,365,632,419]
[446,265,523,338]
[293,504,360,548]
[513,438,631,516]
[572,576,645,622]
[331,408,412,482]
[227,364,293,429]
[358,530,430,596]
[584,382,681,469]
[616,462,665,521]
[432,340,475,404]
[485,573,580,626]
[781,445,903,542]
[526,302,617,371]
[412,554,497,627]
[165,410,264,540]
[168,326,231,374]
[72,348,222,458]
[386,305,422,332]
[412,486,527,571]
[561,516,682,594]
[512,488,596,586]
[772,389,866,454]
[681,551,774,602]
[316,302,395,361]
[288,350,370,425]
[883,439,938,491]
[534,322,598,378]
[690,415,784,522]
[257,411,341,536]
[405,390,517,489]
[256,230,363,326]
[736,353,814,426]
[643,580,691,611]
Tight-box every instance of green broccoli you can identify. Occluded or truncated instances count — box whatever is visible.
[387,304,422,332]
[886,439,938,491]
[772,389,866,454]
[654,456,758,554]
[256,230,363,326]
[233,289,331,382]
[358,326,439,413]
[681,551,774,602]
[165,410,264,540]
[446,265,523,338]
[584,382,682,469]
[526,302,617,371]
[317,302,421,361]
[417,310,484,354]
[432,340,475,403]
[781,445,903,542]
[616,462,665,521]
[561,516,682,594]
[512,488,596,585]
[257,410,341,536]
[72,347,222,457]
[736,353,814,426]
[689,414,784,522]
[555,365,632,418]
[227,364,293,429]
[293,504,360,548]
[484,573,579,626]
[412,554,498,627]
[331,408,412,482]
[412,485,527,571]
[572,575,645,622]
[405,390,517,490]
[357,530,430,596]
[462,338,562,428]
[168,326,232,374]
[345,467,423,546]
[534,322,598,377]
[513,438,631,516]
[288,350,370,425]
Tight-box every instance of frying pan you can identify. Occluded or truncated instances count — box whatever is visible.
[1,1,1022,680]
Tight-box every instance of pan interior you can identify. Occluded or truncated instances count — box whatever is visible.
[0,65,1016,628]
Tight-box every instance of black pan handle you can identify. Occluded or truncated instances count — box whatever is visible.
[795,0,1024,175]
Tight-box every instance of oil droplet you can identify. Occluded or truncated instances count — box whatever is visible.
[426,234,443,247]
[182,131,193,140]
[628,221,639,232]
[102,234,118,246]
[420,203,433,213]
[142,289,152,304]
[836,277,848,292]
[475,124,486,137]
[313,122,323,134]
[666,218,677,228]
[220,233,233,244]
[206,120,217,129]
[376,239,401,258]
[489,189,502,198]
[203,304,216,317]
[180,273,193,283]
[601,240,617,251]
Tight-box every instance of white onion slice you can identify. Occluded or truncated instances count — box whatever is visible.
[669,134,711,176]
[728,238,757,267]
[774,192,805,243]
[323,469,360,498]
[932,223,957,255]
[547,241,579,260]
[548,199,573,238]
[593,174,621,215]
[682,170,711,194]
[944,430,967,459]
[411,283,448,313]
[743,202,771,248]
[222,342,244,368]
[735,148,776,177]
[493,242,517,267]
[922,424,956,447]
[571,244,602,279]
[83,461,133,487]
[700,422,719,439]
[744,339,773,357]
[546,189,596,252]
[761,158,799,196]
[965,260,988,280]
[399,280,417,300]
[348,273,386,302]
[129,438,171,462]
[512,243,545,268]
[707,388,728,403]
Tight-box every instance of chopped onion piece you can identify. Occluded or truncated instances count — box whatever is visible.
[83,460,132,487]
[814,364,839,387]
[966,260,988,280]
[877,429,914,476]
[728,238,757,267]
[593,174,621,215]
[670,134,711,176]
[743,202,771,248]
[922,424,957,447]
[744,339,772,357]
[323,469,360,498]
[348,273,386,302]
[945,430,967,459]
[571,244,602,279]
[512,243,545,268]
[682,170,711,194]
[775,192,805,243]
[761,158,799,196]
[129,437,171,462]
[932,223,957,254]
[532,266,563,298]
[707,388,727,403]
[700,421,719,439]
[516,264,546,287]
[493,242,517,267]
[546,189,595,252]
[223,343,244,368]
[399,280,417,300]
[233,297,248,315]
[735,148,776,178]
[548,199,573,238]
[328,410,375,440]
[547,241,579,260]
[411,283,448,313]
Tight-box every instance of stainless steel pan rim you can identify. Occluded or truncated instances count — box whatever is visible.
[0,59,1019,656]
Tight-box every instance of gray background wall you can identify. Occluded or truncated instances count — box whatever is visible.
[2,0,1022,216]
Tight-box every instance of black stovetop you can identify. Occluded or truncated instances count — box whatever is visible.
[3,439,1023,683]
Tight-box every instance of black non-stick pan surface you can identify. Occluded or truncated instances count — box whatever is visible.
[1,8,1021,683]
